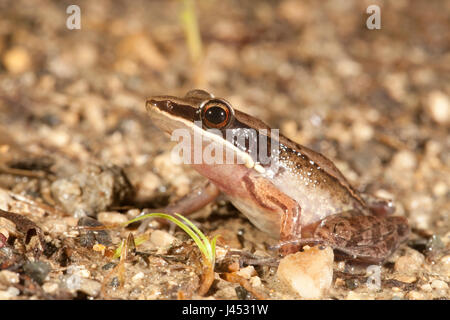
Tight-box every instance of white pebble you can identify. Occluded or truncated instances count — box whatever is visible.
[0,217,17,237]
[236,266,256,280]
[430,279,448,290]
[394,249,425,273]
[0,287,20,299]
[132,272,145,283]
[0,270,20,285]
[390,150,417,171]
[0,190,12,211]
[97,211,128,225]
[250,276,262,287]
[150,230,177,248]
[420,283,432,292]
[407,290,425,300]
[42,282,59,294]
[277,246,334,299]
[426,91,450,125]
[79,279,101,297]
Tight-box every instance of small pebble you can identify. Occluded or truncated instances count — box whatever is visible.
[97,211,128,225]
[42,282,59,294]
[351,121,374,143]
[126,209,141,219]
[426,235,444,253]
[280,120,298,138]
[277,246,334,299]
[150,230,177,248]
[249,276,262,287]
[67,265,90,278]
[115,33,167,72]
[0,228,9,241]
[334,278,345,287]
[135,172,161,200]
[392,274,417,284]
[437,255,450,277]
[153,152,190,197]
[390,150,417,171]
[23,261,51,285]
[79,279,102,297]
[0,190,12,211]
[346,291,369,300]
[236,266,256,280]
[0,217,17,237]
[432,181,448,197]
[420,283,432,292]
[425,91,450,125]
[2,47,32,74]
[406,195,433,229]
[345,278,359,289]
[132,272,145,283]
[0,287,20,299]
[0,270,20,286]
[394,249,424,273]
[430,279,448,290]
[42,218,68,234]
[406,290,425,300]
[278,0,308,26]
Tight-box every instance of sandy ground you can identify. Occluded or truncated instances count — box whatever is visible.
[0,0,448,300]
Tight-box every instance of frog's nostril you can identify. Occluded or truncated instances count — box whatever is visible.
[146,99,167,112]
[146,100,156,112]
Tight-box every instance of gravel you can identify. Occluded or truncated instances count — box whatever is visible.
[0,0,448,300]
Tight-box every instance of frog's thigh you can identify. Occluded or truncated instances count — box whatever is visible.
[242,175,302,250]
[315,215,408,264]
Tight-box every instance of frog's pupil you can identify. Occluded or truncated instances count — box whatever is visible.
[205,106,227,124]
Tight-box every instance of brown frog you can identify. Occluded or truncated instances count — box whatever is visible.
[145,90,410,264]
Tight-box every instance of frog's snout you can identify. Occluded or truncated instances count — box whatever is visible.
[146,97,173,114]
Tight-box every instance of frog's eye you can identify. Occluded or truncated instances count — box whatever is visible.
[200,99,234,129]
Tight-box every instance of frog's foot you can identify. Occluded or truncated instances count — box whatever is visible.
[137,181,220,232]
[227,250,280,267]
[270,237,370,262]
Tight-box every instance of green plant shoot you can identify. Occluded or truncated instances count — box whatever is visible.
[122,213,219,266]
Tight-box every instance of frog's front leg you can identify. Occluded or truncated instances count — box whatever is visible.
[138,181,220,231]
[242,175,302,255]
[283,212,410,264]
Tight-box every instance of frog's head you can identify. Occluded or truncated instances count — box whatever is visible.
[146,90,278,173]
[146,89,236,134]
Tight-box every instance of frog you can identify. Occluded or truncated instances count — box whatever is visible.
[145,89,410,264]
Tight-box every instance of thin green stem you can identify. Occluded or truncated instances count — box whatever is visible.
[124,213,217,265]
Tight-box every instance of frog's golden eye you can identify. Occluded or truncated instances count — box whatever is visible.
[201,99,234,129]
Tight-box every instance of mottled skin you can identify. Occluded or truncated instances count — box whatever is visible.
[146,90,410,264]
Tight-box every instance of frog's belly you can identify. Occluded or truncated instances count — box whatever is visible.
[270,170,359,227]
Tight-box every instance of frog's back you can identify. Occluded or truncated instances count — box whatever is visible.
[231,109,367,226]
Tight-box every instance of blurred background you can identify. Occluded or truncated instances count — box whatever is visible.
[0,0,448,299]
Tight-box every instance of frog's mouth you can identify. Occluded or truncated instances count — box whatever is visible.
[146,97,194,134]
[146,96,200,133]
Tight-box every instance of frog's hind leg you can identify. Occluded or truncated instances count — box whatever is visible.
[313,214,410,264]
[272,214,409,264]
[242,174,302,256]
